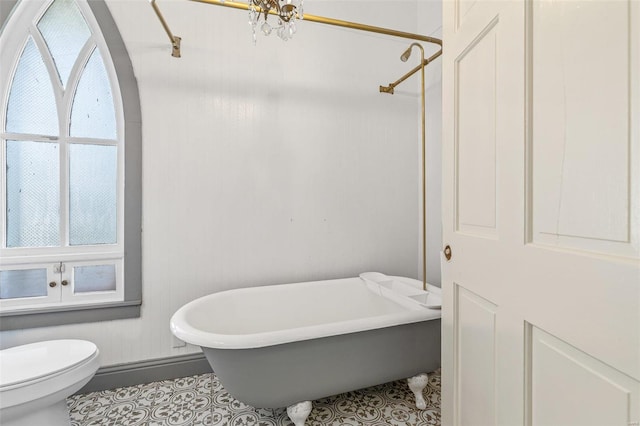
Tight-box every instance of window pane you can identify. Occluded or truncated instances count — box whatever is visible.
[0,269,48,299]
[73,264,116,293]
[70,48,116,140]
[37,0,91,88]
[69,144,117,245]
[6,141,60,247]
[6,37,58,136]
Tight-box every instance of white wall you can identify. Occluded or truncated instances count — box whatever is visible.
[0,0,443,366]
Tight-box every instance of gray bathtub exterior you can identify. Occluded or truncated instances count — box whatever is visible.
[202,318,441,408]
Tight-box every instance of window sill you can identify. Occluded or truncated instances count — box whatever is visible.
[0,300,141,330]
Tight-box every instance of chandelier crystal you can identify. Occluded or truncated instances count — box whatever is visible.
[248,0,304,42]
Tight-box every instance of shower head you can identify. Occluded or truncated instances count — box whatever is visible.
[400,47,412,62]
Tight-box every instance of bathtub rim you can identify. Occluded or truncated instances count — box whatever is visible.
[170,275,441,350]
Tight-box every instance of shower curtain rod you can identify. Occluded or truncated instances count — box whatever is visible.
[149,0,442,89]
[149,0,440,291]
[188,0,442,45]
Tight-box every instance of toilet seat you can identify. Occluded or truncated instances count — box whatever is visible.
[0,339,100,426]
[0,340,98,390]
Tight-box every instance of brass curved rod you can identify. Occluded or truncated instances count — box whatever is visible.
[188,0,442,46]
[379,48,442,95]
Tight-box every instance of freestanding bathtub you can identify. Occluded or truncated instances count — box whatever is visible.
[170,272,441,425]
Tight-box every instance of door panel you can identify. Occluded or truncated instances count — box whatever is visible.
[529,0,639,257]
[442,1,640,425]
[455,0,478,30]
[528,326,639,426]
[455,285,497,426]
[455,19,498,238]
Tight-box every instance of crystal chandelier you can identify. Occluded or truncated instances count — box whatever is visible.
[247,0,304,42]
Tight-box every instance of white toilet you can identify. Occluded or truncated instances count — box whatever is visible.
[0,339,100,426]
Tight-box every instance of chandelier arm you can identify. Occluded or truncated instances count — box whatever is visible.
[263,0,279,20]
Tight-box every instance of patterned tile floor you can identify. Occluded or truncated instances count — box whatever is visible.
[67,369,441,426]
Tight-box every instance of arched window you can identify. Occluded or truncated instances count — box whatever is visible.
[0,0,141,328]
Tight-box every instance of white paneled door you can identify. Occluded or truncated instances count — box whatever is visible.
[441,1,640,425]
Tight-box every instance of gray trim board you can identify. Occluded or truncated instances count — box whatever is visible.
[0,0,18,31]
[78,353,213,394]
[89,0,143,306]
[0,303,140,330]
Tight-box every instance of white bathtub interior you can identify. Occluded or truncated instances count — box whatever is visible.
[171,273,441,349]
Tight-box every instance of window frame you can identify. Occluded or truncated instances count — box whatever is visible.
[0,0,141,330]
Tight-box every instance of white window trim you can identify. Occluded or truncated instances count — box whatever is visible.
[0,0,139,324]
[0,263,59,309]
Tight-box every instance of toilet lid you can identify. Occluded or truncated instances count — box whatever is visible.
[0,339,98,388]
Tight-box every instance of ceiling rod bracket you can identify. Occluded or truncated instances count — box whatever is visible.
[150,0,182,58]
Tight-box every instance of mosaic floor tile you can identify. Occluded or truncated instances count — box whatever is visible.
[68,369,441,425]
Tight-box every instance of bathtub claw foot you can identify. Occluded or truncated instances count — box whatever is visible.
[408,373,429,410]
[287,400,312,426]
